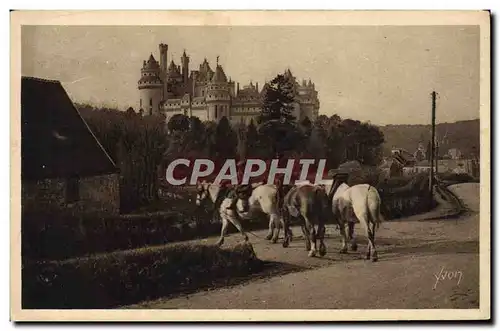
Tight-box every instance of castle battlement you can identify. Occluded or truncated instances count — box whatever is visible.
[138,43,320,124]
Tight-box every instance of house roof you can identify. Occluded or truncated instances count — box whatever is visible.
[21,76,118,180]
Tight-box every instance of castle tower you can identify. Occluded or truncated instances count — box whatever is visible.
[181,50,189,84]
[205,58,230,122]
[159,43,168,98]
[138,54,163,116]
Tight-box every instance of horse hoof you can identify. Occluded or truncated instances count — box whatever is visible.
[271,237,279,244]
[244,236,249,242]
[350,243,358,252]
[371,257,378,262]
[265,234,273,240]
[339,248,348,254]
[308,251,316,258]
[319,249,327,257]
[282,241,290,248]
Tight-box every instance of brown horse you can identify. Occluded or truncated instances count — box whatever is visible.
[281,183,333,257]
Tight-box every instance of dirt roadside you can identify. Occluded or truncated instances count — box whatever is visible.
[129,183,480,310]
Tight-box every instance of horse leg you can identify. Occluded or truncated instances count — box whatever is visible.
[317,222,327,257]
[299,223,311,252]
[360,215,372,260]
[270,214,281,243]
[216,216,229,246]
[369,221,378,262]
[282,213,292,248]
[348,222,358,251]
[265,216,274,240]
[338,220,348,254]
[304,217,317,257]
[227,214,249,243]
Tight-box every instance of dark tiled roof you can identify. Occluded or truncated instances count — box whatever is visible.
[211,65,227,83]
[21,76,118,180]
[144,54,160,70]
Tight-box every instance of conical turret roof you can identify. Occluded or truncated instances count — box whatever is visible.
[143,54,160,70]
[211,65,228,83]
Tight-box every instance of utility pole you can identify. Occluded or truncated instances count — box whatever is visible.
[435,139,439,175]
[429,91,437,205]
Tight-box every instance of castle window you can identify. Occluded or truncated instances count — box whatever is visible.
[150,98,153,106]
[140,99,142,108]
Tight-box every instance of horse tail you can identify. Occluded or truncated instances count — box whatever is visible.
[314,186,330,224]
[366,185,383,229]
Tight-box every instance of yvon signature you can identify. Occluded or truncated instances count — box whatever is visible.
[433,267,463,290]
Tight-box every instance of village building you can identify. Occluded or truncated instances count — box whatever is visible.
[21,76,120,217]
[447,148,463,160]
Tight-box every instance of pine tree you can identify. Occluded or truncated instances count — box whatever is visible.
[258,73,297,123]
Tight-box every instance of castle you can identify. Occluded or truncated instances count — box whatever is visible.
[138,43,320,125]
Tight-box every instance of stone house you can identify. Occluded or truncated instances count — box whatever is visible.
[21,76,120,218]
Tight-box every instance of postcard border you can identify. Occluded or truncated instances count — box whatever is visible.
[10,10,491,322]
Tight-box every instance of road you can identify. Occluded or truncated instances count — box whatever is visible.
[131,183,481,310]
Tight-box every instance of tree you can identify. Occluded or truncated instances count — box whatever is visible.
[305,125,326,160]
[212,116,237,160]
[257,119,303,158]
[324,116,344,168]
[167,114,190,133]
[185,116,207,155]
[300,116,313,137]
[235,122,247,160]
[320,115,385,168]
[246,119,260,158]
[78,104,168,212]
[258,73,297,123]
[126,107,136,117]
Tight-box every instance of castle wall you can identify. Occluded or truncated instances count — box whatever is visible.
[230,114,258,126]
[139,87,163,116]
[191,108,209,121]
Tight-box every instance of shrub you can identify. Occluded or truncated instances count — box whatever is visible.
[22,204,272,261]
[22,242,262,309]
[439,172,477,185]
[22,212,181,260]
[375,173,435,219]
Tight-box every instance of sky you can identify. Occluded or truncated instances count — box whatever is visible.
[21,25,479,125]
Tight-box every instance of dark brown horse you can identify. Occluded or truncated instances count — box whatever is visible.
[281,183,333,257]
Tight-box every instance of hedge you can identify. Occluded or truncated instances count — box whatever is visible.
[438,172,479,185]
[22,242,262,309]
[22,209,270,261]
[375,172,436,219]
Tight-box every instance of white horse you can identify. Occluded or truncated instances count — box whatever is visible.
[195,182,282,246]
[324,179,384,262]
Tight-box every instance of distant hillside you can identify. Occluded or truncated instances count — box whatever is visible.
[379,119,480,158]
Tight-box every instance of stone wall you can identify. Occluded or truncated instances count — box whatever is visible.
[22,173,120,217]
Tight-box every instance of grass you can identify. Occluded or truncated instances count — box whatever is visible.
[22,241,263,309]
